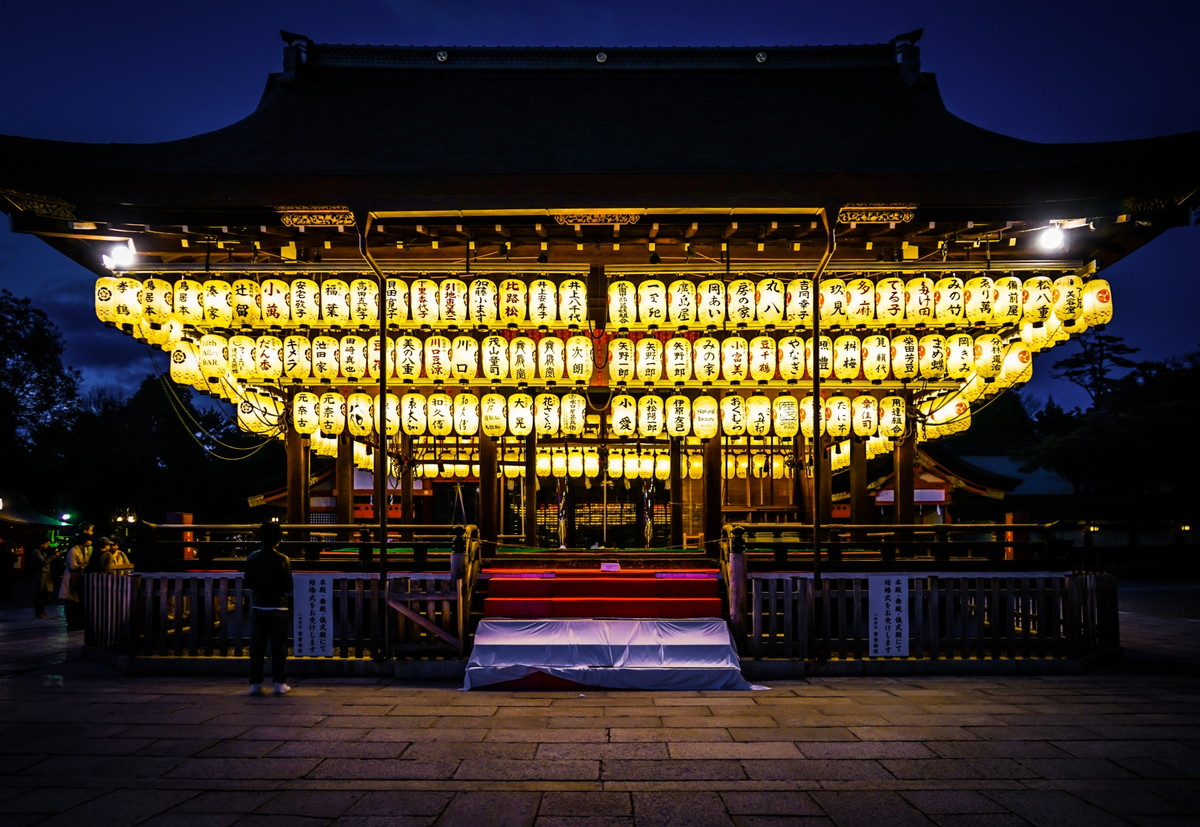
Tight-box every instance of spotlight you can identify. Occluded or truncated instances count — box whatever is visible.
[103,242,136,270]
[1039,226,1065,251]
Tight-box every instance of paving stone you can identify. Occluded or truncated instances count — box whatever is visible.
[532,818,632,827]
[926,741,1070,759]
[404,741,536,760]
[362,728,484,742]
[798,742,937,759]
[539,791,632,816]
[721,790,823,816]
[198,739,284,757]
[536,742,669,760]
[609,727,731,742]
[631,791,734,826]
[729,727,858,742]
[742,758,894,781]
[243,725,372,741]
[669,742,802,759]
[981,790,1128,826]
[165,790,280,814]
[26,754,187,778]
[900,791,1008,814]
[0,786,109,813]
[308,758,460,780]
[268,741,408,758]
[1051,740,1200,759]
[343,790,453,816]
[37,788,199,826]
[435,790,540,826]
[603,759,746,781]
[454,759,599,780]
[1114,756,1199,779]
[139,813,242,826]
[254,790,367,817]
[134,738,224,756]
[881,759,1038,780]
[1016,757,1141,779]
[1064,789,1188,815]
[485,728,611,743]
[850,726,980,741]
[810,790,933,825]
[168,756,322,780]
[926,816,1028,826]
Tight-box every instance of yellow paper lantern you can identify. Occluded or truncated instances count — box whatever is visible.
[833,334,862,382]
[254,335,283,381]
[289,278,320,327]
[534,393,560,435]
[721,336,749,383]
[624,449,641,480]
[608,280,637,328]
[1022,276,1054,324]
[852,395,878,437]
[964,276,995,325]
[654,452,671,481]
[409,278,440,325]
[319,391,347,435]
[173,278,204,327]
[400,391,427,436]
[584,449,600,478]
[427,392,453,436]
[229,279,261,328]
[692,336,721,383]
[825,395,852,438]
[238,391,283,435]
[499,278,527,325]
[1019,321,1053,352]
[667,280,696,325]
[746,394,772,437]
[697,279,726,326]
[535,451,552,477]
[507,392,534,436]
[365,335,391,380]
[666,395,692,437]
[806,335,833,379]
[755,278,785,326]
[561,392,586,435]
[568,449,585,478]
[528,278,558,326]
[481,393,507,437]
[973,333,1004,380]
[537,336,565,382]
[346,392,374,436]
[347,278,379,327]
[424,335,451,381]
[786,277,815,325]
[140,277,173,327]
[688,453,704,480]
[749,336,776,382]
[608,337,635,384]
[904,276,934,326]
[292,391,319,435]
[890,333,919,381]
[310,433,337,457]
[481,335,510,382]
[319,278,350,326]
[636,337,663,383]
[918,333,947,379]
[198,334,228,383]
[664,337,692,384]
[639,451,655,480]
[819,278,849,327]
[610,394,637,437]
[565,336,594,383]
[637,279,666,327]
[799,394,825,438]
[720,394,746,436]
[991,275,1023,325]
[170,340,203,385]
[469,278,498,325]
[394,335,422,382]
[228,334,256,379]
[844,277,876,327]
[1082,279,1113,327]
[339,335,367,381]
[384,278,409,325]
[727,278,756,325]
[558,278,587,327]
[692,395,719,440]
[454,392,479,436]
[450,335,479,381]
[773,394,800,438]
[607,449,623,479]
[1000,342,1033,386]
[375,392,400,435]
[879,395,906,439]
[638,394,664,437]
[778,336,805,382]
[439,278,468,324]
[861,334,890,384]
[933,277,966,326]
[946,333,975,379]
[509,337,536,382]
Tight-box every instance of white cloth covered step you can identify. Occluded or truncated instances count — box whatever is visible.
[463,617,755,690]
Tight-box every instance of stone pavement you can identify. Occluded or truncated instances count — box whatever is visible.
[1,588,1198,825]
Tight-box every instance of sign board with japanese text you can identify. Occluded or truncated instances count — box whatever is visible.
[868,575,910,657]
[293,574,334,657]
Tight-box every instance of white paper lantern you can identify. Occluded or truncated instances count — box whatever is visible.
[561,392,586,435]
[610,394,637,437]
[818,278,849,327]
[904,276,934,326]
[879,395,906,439]
[202,279,233,327]
[319,391,347,435]
[410,278,440,325]
[346,392,373,436]
[348,278,379,327]
[825,395,852,438]
[140,277,173,327]
[450,335,479,381]
[693,336,721,383]
[720,394,746,436]
[339,335,367,381]
[852,395,878,437]
[319,278,350,326]
[746,394,772,437]
[584,449,600,478]
[537,336,565,381]
[608,280,637,327]
[286,278,318,327]
[558,278,587,327]
[255,335,284,381]
[1082,279,1113,326]
[170,340,203,385]
[1000,342,1033,386]
[497,278,526,325]
[509,337,536,382]
[528,278,558,326]
[173,278,204,327]
[608,338,635,384]
[778,336,806,382]
[934,277,966,326]
[427,392,453,436]
[228,334,256,380]
[568,449,585,478]
[946,333,975,379]
[238,391,283,436]
[468,278,498,325]
[535,451,552,477]
[665,337,692,383]
[992,276,1023,325]
[860,334,890,383]
[481,335,510,382]
[198,334,228,382]
[534,393,560,435]
[365,335,391,380]
[375,393,400,435]
[918,333,947,379]
[773,394,800,438]
[844,277,876,327]
[439,278,468,324]
[755,278,785,326]
[638,394,664,437]
[692,395,719,440]
[507,392,534,436]
[786,277,815,325]
[697,279,726,326]
[727,278,756,325]
[799,394,825,438]
[482,393,507,437]
[964,276,995,324]
[424,335,451,381]
[1022,276,1054,324]
[721,336,749,383]
[806,335,833,379]
[636,337,663,383]
[565,336,594,383]
[890,333,919,381]
[292,391,319,435]
[384,278,409,325]
[394,335,422,382]
[833,334,862,382]
[973,333,1004,380]
[400,392,427,435]
[665,395,692,437]
[454,392,479,436]
[749,335,776,382]
[637,279,666,326]
[667,280,696,325]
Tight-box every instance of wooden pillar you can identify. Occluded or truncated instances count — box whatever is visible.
[669,437,683,547]
[335,432,354,537]
[793,434,810,521]
[400,434,414,538]
[816,437,832,524]
[894,435,915,525]
[702,437,723,556]
[849,436,869,524]
[523,433,538,547]
[478,434,497,549]
[285,428,308,527]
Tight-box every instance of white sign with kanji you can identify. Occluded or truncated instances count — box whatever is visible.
[293,574,334,657]
[868,575,910,657]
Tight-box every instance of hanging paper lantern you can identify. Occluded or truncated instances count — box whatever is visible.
[228,335,255,379]
[534,393,560,435]
[454,392,479,436]
[879,395,906,439]
[286,278,318,327]
[558,278,587,327]
[394,334,422,382]
[659,337,690,384]
[773,394,800,438]
[347,278,379,327]
[667,280,696,325]
[319,391,347,435]
[537,335,565,381]
[964,276,995,325]
[852,395,878,437]
[608,280,637,328]
[338,335,367,381]
[860,334,890,384]
[830,441,851,471]
[666,395,691,437]
[946,333,974,379]
[933,277,966,326]
[746,394,772,437]
[844,277,876,327]
[636,337,663,383]
[528,278,558,326]
[346,392,374,436]
[198,334,228,382]
[1082,279,1113,327]
[654,452,671,481]
[503,449,523,479]
[409,278,439,325]
[1000,342,1033,386]
[799,394,825,438]
[607,449,623,478]
[481,393,506,437]
[481,335,510,382]
[467,278,498,326]
[973,333,1004,380]
[610,394,637,437]
[200,279,233,327]
[1019,321,1053,352]
[565,336,594,383]
[624,450,641,480]
[777,336,805,382]
[721,336,749,383]
[170,340,203,385]
[692,336,721,383]
[637,279,667,326]
[567,449,585,478]
[498,278,527,325]
[918,333,947,379]
[688,453,704,480]
[319,278,350,326]
[255,278,289,328]
[806,335,833,379]
[584,449,600,478]
[365,335,392,380]
[292,391,319,435]
[697,279,726,326]
[721,394,746,436]
[399,391,427,435]
[427,392,453,436]
[825,395,852,438]
[992,276,1023,325]
[749,335,776,382]
[786,277,815,326]
[818,278,849,327]
[383,278,409,325]
[692,395,719,440]
[638,394,664,437]
[890,333,919,381]
[535,451,552,477]
[375,392,400,435]
[508,336,536,382]
[561,392,586,435]
[449,335,479,381]
[172,278,204,327]
[904,276,934,325]
[140,277,173,327]
[755,278,785,326]
[438,278,467,324]
[752,453,770,479]
[833,334,862,382]
[255,335,283,381]
[1021,275,1054,325]
[507,392,534,436]
[727,278,756,325]
[238,391,283,435]
[608,337,635,384]
[772,454,788,480]
[423,335,451,381]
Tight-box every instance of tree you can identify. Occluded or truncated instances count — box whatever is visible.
[1051,331,1140,404]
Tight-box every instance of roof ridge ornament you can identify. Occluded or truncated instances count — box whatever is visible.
[838,203,917,224]
[892,28,923,86]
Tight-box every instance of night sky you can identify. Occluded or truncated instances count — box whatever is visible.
[2,0,1197,410]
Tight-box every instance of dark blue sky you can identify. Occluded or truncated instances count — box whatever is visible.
[2,0,1197,409]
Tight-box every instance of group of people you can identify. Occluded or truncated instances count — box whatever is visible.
[28,523,133,628]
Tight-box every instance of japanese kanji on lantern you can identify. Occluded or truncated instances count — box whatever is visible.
[481,393,506,437]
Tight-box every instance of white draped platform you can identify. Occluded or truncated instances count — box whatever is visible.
[463,617,755,690]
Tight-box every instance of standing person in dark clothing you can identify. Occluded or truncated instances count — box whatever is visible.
[30,534,60,619]
[243,521,293,696]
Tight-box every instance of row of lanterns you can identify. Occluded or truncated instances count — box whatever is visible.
[96,273,1114,334]
[168,329,1044,388]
